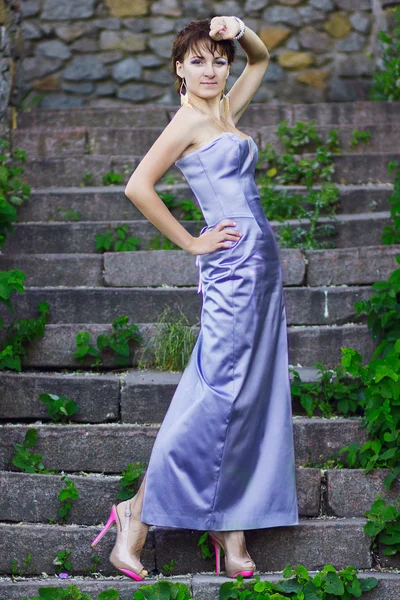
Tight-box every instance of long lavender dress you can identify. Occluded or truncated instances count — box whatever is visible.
[140,132,299,531]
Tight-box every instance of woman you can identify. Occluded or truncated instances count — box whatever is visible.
[91,15,299,581]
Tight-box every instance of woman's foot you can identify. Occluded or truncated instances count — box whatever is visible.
[208,530,256,578]
[109,476,150,580]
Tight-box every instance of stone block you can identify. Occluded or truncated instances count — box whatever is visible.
[55,23,87,42]
[306,246,400,286]
[21,0,41,17]
[61,81,94,94]
[310,0,334,10]
[324,12,351,37]
[33,74,61,91]
[151,0,181,17]
[336,32,366,52]
[42,0,96,20]
[258,26,291,49]
[297,69,329,89]
[22,56,63,81]
[350,11,371,34]
[298,26,331,52]
[63,56,106,81]
[287,323,374,368]
[326,469,400,517]
[299,6,325,23]
[111,57,142,83]
[12,127,87,157]
[278,50,314,69]
[0,471,122,524]
[293,417,368,466]
[335,0,371,8]
[0,371,119,422]
[36,40,71,60]
[99,30,146,52]
[105,0,149,17]
[0,523,155,576]
[263,5,301,27]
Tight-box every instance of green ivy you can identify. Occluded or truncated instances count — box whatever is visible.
[370,6,400,102]
[73,316,143,368]
[274,183,339,250]
[337,341,400,490]
[11,428,53,474]
[102,170,123,185]
[381,161,400,245]
[0,269,26,326]
[95,225,140,252]
[365,495,400,557]
[256,120,341,189]
[219,564,378,599]
[0,138,31,247]
[354,255,400,355]
[0,301,49,371]
[117,462,147,501]
[349,129,372,149]
[290,361,365,418]
[57,475,79,523]
[39,393,79,423]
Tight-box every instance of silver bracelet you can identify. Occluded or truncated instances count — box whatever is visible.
[231,16,245,40]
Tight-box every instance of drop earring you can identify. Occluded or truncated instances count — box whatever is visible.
[180,78,190,107]
[222,78,230,120]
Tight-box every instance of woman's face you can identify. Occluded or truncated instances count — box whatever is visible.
[177,43,230,100]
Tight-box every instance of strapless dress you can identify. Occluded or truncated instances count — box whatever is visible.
[140,131,299,530]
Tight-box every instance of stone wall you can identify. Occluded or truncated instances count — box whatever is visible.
[19,0,399,108]
[0,0,23,130]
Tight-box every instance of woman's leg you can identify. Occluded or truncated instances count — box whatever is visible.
[110,473,150,578]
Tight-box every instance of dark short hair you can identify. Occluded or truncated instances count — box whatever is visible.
[171,18,236,95]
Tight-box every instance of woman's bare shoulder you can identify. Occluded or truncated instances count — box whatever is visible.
[172,104,209,129]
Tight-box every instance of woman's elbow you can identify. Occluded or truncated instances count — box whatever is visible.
[125,178,141,203]
[124,185,135,201]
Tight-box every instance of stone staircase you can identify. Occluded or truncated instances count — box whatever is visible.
[0,100,400,599]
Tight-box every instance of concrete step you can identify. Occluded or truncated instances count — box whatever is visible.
[1,572,399,600]
[1,468,399,523]
[0,371,121,423]
[12,124,399,158]
[11,101,400,130]
[17,184,394,222]
[0,322,374,369]
[0,419,369,473]
[0,254,104,286]
[11,104,172,129]
[3,213,393,254]
[19,153,400,187]
[1,246,397,288]
[0,368,330,424]
[101,245,399,288]
[0,285,374,327]
[0,469,320,521]
[0,518,374,575]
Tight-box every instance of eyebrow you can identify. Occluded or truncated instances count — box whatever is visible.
[190,54,226,59]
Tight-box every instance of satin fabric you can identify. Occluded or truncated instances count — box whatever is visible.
[140,132,299,530]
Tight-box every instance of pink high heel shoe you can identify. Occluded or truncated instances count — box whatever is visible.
[209,530,256,578]
[91,500,148,581]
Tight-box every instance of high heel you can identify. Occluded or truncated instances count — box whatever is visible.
[91,504,117,547]
[208,530,256,578]
[91,499,149,581]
